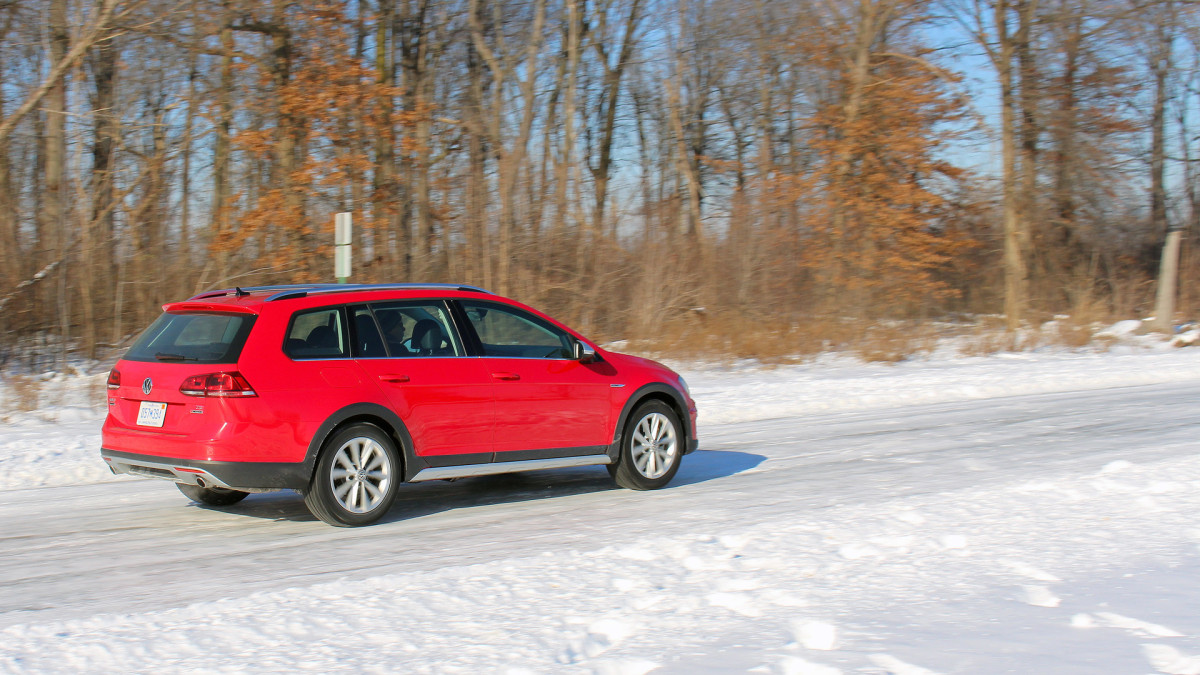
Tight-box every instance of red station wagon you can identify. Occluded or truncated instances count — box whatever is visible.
[101,284,698,526]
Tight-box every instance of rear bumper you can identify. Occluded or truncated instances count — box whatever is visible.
[101,449,311,491]
[101,414,311,464]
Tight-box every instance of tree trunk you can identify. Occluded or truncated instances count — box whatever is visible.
[41,0,69,348]
[0,28,18,288]
[1150,2,1175,332]
[465,23,491,290]
[1015,0,1038,258]
[1051,14,1080,249]
[269,2,303,263]
[378,0,403,278]
[41,0,69,270]
[86,13,118,357]
[589,0,642,240]
[204,1,235,290]
[399,0,437,280]
[996,0,1027,333]
[667,0,701,243]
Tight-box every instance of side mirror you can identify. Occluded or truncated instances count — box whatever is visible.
[574,340,598,364]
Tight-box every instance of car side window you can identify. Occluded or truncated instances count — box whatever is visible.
[370,302,464,357]
[461,301,574,359]
[351,306,388,358]
[284,308,348,359]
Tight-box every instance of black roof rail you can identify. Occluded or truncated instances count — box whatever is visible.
[188,283,492,303]
[187,284,332,301]
[262,283,493,302]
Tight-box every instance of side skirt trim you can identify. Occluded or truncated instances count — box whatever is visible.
[410,455,611,482]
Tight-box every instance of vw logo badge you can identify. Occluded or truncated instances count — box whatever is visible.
[142,378,153,395]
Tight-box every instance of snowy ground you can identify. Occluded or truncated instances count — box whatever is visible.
[2,344,1200,673]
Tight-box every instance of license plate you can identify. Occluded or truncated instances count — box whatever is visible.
[136,401,168,428]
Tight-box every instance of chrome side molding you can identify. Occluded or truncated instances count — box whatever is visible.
[410,455,612,482]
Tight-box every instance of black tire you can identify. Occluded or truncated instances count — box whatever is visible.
[610,400,684,490]
[177,482,250,507]
[304,423,401,527]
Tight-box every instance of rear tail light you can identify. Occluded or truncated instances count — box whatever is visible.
[179,371,257,397]
[107,368,121,389]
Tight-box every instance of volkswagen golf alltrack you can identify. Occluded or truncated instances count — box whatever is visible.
[100,283,698,526]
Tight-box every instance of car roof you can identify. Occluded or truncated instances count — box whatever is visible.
[163,283,495,314]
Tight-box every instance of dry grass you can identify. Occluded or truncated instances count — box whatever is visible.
[625,313,945,364]
[87,373,109,409]
[624,313,846,364]
[956,318,1016,357]
[4,375,40,413]
[851,322,940,363]
[619,306,1136,364]
[1040,318,1098,349]
[1043,295,1115,349]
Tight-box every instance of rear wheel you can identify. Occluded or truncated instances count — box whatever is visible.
[176,483,249,507]
[304,423,400,527]
[610,400,683,490]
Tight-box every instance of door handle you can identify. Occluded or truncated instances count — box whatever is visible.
[378,374,410,383]
[491,372,520,381]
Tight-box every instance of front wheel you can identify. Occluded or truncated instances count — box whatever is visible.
[610,400,683,490]
[304,423,401,527]
[177,483,249,507]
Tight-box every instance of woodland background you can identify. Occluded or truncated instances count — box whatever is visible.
[0,0,1197,367]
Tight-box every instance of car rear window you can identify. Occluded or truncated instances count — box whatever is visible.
[124,312,256,364]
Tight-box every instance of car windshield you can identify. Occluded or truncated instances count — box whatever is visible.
[124,312,256,364]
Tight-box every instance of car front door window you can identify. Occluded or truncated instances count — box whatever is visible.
[461,302,573,359]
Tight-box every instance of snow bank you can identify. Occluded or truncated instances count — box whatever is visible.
[679,348,1200,425]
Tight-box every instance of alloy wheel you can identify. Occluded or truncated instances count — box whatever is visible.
[630,411,678,479]
[328,436,393,514]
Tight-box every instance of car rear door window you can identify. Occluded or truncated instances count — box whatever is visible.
[351,306,388,358]
[284,308,348,359]
[370,302,464,357]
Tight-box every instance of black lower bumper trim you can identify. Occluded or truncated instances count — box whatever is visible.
[101,449,311,490]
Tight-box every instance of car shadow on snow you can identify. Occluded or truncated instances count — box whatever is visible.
[195,449,766,525]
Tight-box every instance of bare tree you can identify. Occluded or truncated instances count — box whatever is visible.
[1151,0,1179,331]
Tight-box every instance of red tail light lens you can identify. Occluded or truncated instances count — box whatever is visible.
[179,371,257,397]
[107,368,121,389]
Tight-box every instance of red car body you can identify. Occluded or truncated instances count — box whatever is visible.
[101,284,697,524]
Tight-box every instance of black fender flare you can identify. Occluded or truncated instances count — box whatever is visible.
[304,403,425,484]
[609,382,694,460]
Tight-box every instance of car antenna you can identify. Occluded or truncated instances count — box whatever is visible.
[235,287,249,298]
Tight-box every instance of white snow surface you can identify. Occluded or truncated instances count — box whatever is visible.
[2,346,1200,673]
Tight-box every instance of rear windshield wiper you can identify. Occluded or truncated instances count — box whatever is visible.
[154,352,196,361]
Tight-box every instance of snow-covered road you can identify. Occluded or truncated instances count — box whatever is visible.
[2,350,1200,673]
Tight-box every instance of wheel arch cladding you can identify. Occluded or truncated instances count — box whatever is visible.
[304,403,420,482]
[610,383,691,455]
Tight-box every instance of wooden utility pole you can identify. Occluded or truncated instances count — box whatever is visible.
[1154,225,1182,333]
